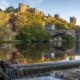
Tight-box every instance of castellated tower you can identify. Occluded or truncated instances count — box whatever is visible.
[54,14,60,18]
[70,16,76,25]
[19,3,30,12]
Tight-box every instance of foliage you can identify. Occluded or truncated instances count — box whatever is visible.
[15,12,49,42]
[60,41,75,49]
[0,12,10,26]
[0,43,12,61]
[0,8,2,12]
[16,26,50,42]
[44,17,80,29]
[61,34,75,41]
[15,43,50,63]
[4,6,16,13]
[0,26,13,40]
[60,34,75,49]
[15,12,27,29]
[15,12,43,29]
[15,12,80,32]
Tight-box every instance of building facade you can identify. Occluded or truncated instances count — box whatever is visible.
[44,23,55,30]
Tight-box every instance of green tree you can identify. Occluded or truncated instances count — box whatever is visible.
[16,26,50,42]
[0,8,2,12]
[4,6,15,13]
[0,26,13,40]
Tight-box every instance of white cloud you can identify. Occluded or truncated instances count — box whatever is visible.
[27,0,44,7]
[0,0,9,10]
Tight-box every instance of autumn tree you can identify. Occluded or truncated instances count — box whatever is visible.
[0,12,10,26]
[15,12,28,30]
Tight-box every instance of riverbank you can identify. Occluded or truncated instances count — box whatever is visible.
[53,68,80,80]
[0,40,24,43]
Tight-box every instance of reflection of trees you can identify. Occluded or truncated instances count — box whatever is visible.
[14,43,69,63]
[52,54,68,61]
[52,41,75,50]
[0,43,74,64]
[15,42,50,63]
[62,41,75,49]
[43,54,68,62]
[0,44,13,61]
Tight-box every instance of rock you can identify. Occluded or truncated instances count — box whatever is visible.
[54,69,80,80]
[0,69,10,80]
[0,60,11,80]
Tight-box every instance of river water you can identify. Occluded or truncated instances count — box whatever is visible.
[0,41,80,80]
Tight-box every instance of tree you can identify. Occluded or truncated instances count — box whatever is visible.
[4,6,15,13]
[0,12,10,26]
[15,12,28,30]
[0,8,2,12]
[16,26,50,42]
[0,26,13,40]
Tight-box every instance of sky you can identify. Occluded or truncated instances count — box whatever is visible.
[0,0,80,25]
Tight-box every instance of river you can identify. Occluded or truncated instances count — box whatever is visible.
[0,41,80,80]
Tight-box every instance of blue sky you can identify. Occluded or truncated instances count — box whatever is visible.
[0,0,80,25]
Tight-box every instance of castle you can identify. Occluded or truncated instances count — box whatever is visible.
[18,3,76,25]
[19,3,55,19]
[19,3,46,17]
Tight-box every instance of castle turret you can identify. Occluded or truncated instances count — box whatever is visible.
[19,3,30,12]
[54,14,60,18]
[70,16,76,25]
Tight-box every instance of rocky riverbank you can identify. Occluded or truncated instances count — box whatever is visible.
[52,68,80,80]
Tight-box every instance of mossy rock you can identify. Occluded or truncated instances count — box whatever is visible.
[0,69,10,80]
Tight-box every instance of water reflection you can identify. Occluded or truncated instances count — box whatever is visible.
[1,42,80,64]
[0,43,13,61]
